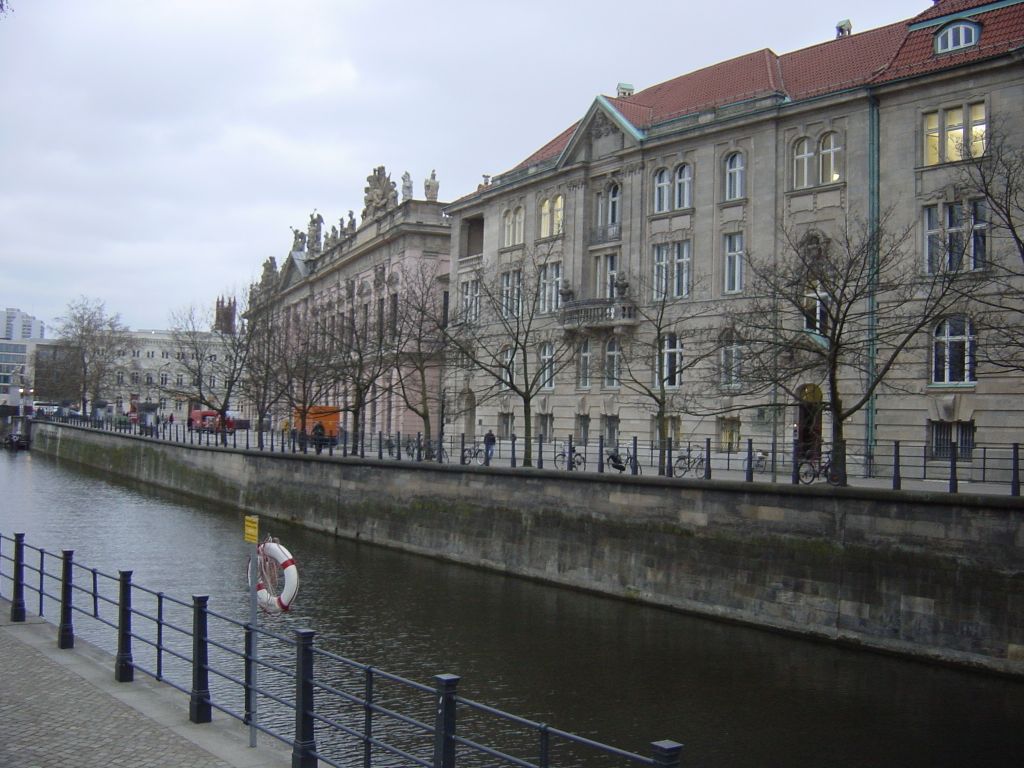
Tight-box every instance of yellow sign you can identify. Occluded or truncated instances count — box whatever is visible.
[244,515,259,544]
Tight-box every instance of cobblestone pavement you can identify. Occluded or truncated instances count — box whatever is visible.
[0,605,289,768]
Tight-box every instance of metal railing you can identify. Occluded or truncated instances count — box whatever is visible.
[0,532,682,768]
[28,415,1024,494]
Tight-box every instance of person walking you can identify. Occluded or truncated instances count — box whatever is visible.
[484,429,496,466]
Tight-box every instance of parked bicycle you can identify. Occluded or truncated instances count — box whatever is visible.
[798,451,841,485]
[555,444,587,471]
[746,450,768,474]
[673,446,705,477]
[606,446,642,474]
[461,442,486,465]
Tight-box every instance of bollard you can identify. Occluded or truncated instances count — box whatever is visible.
[292,629,317,768]
[893,440,902,491]
[949,442,958,493]
[115,570,134,682]
[651,740,683,768]
[58,549,75,649]
[10,532,26,622]
[433,674,460,768]
[189,594,211,723]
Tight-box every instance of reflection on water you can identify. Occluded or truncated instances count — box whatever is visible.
[2,451,1023,767]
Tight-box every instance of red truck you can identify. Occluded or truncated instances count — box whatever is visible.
[189,409,235,433]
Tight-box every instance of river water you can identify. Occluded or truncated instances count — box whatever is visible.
[1,450,1022,767]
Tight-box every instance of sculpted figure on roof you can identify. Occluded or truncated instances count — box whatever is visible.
[307,210,324,254]
[290,227,306,253]
[401,171,413,201]
[362,166,399,219]
[424,169,439,201]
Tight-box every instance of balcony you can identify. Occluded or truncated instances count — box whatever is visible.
[590,223,621,245]
[560,298,638,329]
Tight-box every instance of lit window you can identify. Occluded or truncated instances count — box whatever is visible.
[675,164,692,209]
[933,316,976,384]
[724,152,745,201]
[819,132,842,183]
[923,102,986,165]
[935,22,978,54]
[540,199,551,238]
[793,138,813,189]
[724,233,744,293]
[653,169,670,213]
[552,194,564,235]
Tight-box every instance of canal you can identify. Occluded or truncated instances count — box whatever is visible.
[1,450,1022,767]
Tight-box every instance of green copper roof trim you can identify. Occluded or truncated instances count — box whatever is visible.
[595,95,647,143]
[908,0,1024,30]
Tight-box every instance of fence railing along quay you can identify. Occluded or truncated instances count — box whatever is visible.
[0,532,682,768]
[36,414,1023,495]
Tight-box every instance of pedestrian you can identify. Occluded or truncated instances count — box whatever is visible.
[484,429,496,465]
[168,413,174,425]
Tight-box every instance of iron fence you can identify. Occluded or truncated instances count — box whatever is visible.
[0,532,681,768]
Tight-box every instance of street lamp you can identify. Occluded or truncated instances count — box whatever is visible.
[18,386,34,418]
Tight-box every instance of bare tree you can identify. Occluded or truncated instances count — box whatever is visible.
[56,297,134,415]
[446,245,577,466]
[239,299,288,448]
[732,211,986,483]
[166,297,249,443]
[957,122,1024,373]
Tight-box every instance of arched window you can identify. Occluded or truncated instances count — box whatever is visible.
[552,194,564,235]
[653,169,670,213]
[502,210,514,247]
[724,152,745,201]
[793,138,813,189]
[608,184,620,225]
[819,132,842,184]
[604,338,621,387]
[675,164,692,209]
[935,22,978,54]
[513,206,525,245]
[539,342,555,389]
[540,198,552,238]
[933,316,976,384]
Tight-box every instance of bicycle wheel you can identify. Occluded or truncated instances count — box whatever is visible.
[798,461,818,484]
[631,455,643,475]
[754,455,767,473]
[693,456,705,476]
[554,451,566,470]
[461,448,473,465]
[673,456,688,477]
[826,463,843,486]
[574,452,586,471]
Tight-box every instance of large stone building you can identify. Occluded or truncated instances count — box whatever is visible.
[442,0,1024,466]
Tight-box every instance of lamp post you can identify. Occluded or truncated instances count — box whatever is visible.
[18,386,33,418]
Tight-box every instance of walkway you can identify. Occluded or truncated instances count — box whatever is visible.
[0,601,289,768]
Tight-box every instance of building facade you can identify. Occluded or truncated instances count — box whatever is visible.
[441,0,1024,464]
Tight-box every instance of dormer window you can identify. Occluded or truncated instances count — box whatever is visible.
[935,22,979,54]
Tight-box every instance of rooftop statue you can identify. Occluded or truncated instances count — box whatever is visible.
[362,166,399,219]
[307,210,324,253]
[402,171,413,201]
[424,169,439,201]
[290,227,307,252]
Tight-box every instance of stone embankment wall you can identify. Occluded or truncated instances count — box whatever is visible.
[31,422,1024,676]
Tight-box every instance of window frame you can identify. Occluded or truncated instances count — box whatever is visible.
[935,21,979,54]
[923,200,988,273]
[819,132,842,184]
[724,152,745,201]
[603,337,621,388]
[724,232,744,293]
[793,137,813,190]
[923,101,986,165]
[539,342,555,389]
[539,262,562,314]
[653,168,671,213]
[501,269,522,318]
[674,164,692,209]
[720,330,742,389]
[660,333,684,388]
[932,315,977,385]
[578,339,591,389]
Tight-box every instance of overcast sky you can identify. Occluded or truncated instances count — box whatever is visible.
[1,0,928,335]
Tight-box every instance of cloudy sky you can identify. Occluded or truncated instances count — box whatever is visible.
[1,0,928,334]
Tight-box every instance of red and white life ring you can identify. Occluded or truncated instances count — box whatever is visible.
[252,540,299,613]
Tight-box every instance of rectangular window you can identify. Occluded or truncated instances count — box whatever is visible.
[578,340,591,389]
[924,202,987,272]
[660,334,684,388]
[539,262,562,313]
[599,253,618,299]
[602,414,620,447]
[653,242,691,300]
[498,412,514,440]
[460,279,480,322]
[922,102,986,165]
[501,270,522,318]
[724,233,744,293]
[575,414,591,445]
[928,419,976,460]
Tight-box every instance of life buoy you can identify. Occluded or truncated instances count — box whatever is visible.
[250,540,299,613]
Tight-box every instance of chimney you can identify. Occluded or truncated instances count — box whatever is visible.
[836,19,852,38]
[616,83,634,98]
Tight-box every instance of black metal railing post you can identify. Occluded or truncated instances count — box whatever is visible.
[651,739,683,768]
[460,433,466,466]
[378,431,384,460]
[893,440,902,491]
[363,666,374,768]
[10,532,26,622]
[632,435,639,476]
[567,435,574,471]
[792,437,800,484]
[537,433,544,469]
[1012,443,1020,497]
[433,674,460,768]
[293,629,317,768]
[396,431,402,462]
[949,442,958,494]
[115,570,134,682]
[745,439,754,482]
[666,438,673,478]
[58,549,75,649]
[244,622,254,725]
[598,435,605,473]
[417,432,423,462]
[511,433,517,468]
[189,594,211,723]
[704,437,712,479]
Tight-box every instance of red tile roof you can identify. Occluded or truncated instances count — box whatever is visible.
[506,0,1024,175]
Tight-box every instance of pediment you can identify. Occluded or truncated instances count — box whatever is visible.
[560,98,643,167]
[278,251,310,291]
